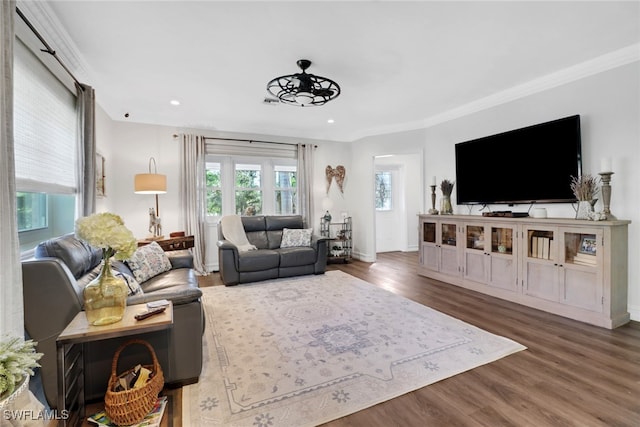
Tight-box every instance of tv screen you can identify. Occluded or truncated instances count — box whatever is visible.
[455,115,582,205]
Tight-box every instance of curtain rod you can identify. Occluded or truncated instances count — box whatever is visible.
[16,7,84,90]
[172,134,316,148]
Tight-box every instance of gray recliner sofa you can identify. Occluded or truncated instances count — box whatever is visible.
[22,233,204,407]
[217,215,328,286]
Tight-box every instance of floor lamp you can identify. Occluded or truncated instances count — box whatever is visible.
[134,157,167,240]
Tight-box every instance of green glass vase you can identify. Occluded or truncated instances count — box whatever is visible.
[83,256,127,326]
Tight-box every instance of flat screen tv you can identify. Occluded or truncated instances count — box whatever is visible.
[455,115,582,205]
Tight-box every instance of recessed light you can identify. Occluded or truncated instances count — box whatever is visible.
[170,100,180,106]
[327,119,335,124]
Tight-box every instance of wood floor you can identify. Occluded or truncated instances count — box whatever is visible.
[84,252,640,426]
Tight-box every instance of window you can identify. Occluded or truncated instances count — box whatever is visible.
[205,157,297,217]
[235,163,263,215]
[274,165,297,215]
[14,37,78,251]
[206,162,222,216]
[17,192,47,232]
[375,171,392,210]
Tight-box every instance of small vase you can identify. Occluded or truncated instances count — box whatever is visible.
[576,199,596,220]
[440,195,453,215]
[83,257,127,326]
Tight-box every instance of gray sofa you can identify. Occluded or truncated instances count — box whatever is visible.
[217,215,328,286]
[22,233,204,407]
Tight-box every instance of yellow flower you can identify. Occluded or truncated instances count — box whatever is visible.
[75,213,137,260]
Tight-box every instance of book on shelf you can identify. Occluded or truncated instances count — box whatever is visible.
[573,252,597,266]
[530,235,552,260]
[537,236,544,258]
[88,396,167,427]
[541,237,550,260]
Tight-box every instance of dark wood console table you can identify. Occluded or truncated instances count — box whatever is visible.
[138,235,194,252]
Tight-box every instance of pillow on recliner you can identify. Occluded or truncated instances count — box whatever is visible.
[126,241,172,283]
[280,228,312,248]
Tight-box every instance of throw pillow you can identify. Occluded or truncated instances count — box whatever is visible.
[82,265,143,296]
[126,241,173,283]
[280,228,312,248]
[115,271,143,296]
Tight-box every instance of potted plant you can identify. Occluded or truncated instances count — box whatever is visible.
[0,336,43,404]
[570,175,599,219]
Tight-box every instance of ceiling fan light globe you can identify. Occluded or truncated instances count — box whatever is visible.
[295,92,314,106]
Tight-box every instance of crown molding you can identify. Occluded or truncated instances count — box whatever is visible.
[350,43,640,142]
[16,0,93,85]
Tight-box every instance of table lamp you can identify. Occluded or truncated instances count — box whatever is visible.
[134,157,167,240]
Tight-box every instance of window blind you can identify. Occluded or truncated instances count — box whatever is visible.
[206,139,297,159]
[14,37,77,194]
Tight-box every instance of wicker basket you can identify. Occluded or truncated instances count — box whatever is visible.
[104,339,164,426]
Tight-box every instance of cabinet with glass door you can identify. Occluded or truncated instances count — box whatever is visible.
[463,223,518,291]
[419,218,461,278]
[559,228,603,312]
[418,214,629,329]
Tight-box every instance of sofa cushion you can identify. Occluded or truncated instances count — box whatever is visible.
[238,250,280,272]
[265,216,304,248]
[278,247,317,267]
[280,228,312,248]
[129,269,202,306]
[126,242,172,283]
[265,215,303,230]
[35,233,102,280]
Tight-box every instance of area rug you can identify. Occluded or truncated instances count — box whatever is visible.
[182,270,526,426]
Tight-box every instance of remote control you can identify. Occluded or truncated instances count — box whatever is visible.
[134,306,166,321]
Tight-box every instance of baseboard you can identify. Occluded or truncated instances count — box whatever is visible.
[628,304,640,322]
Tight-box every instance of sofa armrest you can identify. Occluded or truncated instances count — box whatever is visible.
[217,239,238,251]
[166,250,194,269]
[311,235,330,246]
[22,258,84,341]
[217,239,240,285]
[311,236,329,273]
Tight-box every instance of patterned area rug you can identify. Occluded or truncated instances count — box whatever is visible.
[182,271,526,426]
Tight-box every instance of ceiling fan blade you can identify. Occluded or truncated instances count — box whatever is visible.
[313,88,334,97]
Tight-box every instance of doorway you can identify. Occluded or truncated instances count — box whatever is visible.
[373,153,422,255]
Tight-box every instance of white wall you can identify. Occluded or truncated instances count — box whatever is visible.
[350,62,640,320]
[93,119,349,242]
[94,62,638,320]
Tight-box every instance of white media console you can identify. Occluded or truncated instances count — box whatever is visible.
[418,214,630,329]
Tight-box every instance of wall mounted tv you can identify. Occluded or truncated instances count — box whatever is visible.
[455,115,582,205]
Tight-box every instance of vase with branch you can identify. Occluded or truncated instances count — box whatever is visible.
[440,180,455,215]
[570,175,600,220]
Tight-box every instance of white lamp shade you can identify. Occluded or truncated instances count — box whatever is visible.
[134,173,167,194]
[321,197,334,211]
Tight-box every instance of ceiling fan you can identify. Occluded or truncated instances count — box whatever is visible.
[267,59,341,107]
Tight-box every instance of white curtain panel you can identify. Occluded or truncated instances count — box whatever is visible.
[297,143,315,228]
[179,133,207,275]
[0,0,24,337]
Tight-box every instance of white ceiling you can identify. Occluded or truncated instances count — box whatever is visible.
[19,1,640,142]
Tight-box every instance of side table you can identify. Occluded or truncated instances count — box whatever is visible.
[137,235,194,252]
[56,303,173,426]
